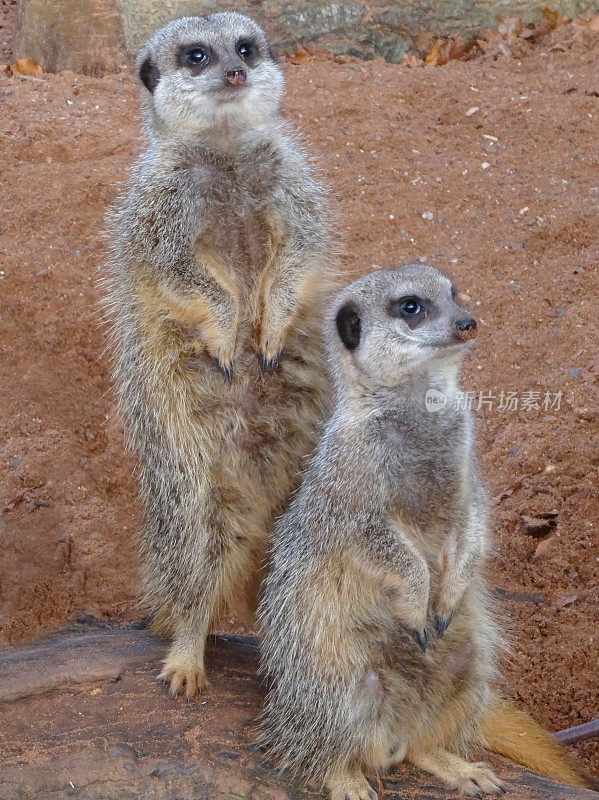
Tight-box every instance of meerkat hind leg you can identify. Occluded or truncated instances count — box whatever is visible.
[409,748,505,796]
[326,765,378,800]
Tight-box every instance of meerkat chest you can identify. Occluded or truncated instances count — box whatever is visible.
[193,164,287,285]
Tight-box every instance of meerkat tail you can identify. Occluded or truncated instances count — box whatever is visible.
[480,697,588,788]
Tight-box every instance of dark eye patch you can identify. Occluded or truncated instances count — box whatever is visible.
[388,296,431,328]
[177,42,216,73]
[450,284,458,299]
[236,37,259,66]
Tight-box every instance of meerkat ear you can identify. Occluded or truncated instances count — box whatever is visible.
[336,303,361,351]
[139,56,161,94]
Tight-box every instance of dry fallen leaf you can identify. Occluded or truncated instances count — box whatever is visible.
[11,57,42,78]
[425,39,446,66]
[541,6,560,28]
[541,6,569,29]
[588,14,599,31]
[497,15,524,42]
[424,35,475,66]
[288,45,311,65]
[403,53,423,68]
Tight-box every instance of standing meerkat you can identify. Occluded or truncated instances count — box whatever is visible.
[103,13,335,698]
[258,265,585,800]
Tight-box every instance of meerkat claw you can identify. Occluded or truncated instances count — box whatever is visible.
[412,627,429,652]
[260,351,281,373]
[212,357,234,382]
[434,613,453,637]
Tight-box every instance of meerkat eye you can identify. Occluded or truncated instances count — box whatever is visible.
[236,38,256,61]
[185,47,208,66]
[388,296,426,322]
[401,298,422,315]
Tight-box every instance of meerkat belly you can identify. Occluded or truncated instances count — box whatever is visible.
[372,592,489,734]
[197,201,280,339]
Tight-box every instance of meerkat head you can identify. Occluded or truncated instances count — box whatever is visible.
[137,13,283,140]
[331,264,478,389]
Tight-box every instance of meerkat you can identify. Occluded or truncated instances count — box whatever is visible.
[102,13,336,698]
[258,264,586,800]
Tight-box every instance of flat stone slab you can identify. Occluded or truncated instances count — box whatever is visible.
[0,620,597,800]
[15,0,599,74]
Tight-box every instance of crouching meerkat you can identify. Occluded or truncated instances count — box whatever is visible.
[258,265,586,799]
[103,13,335,698]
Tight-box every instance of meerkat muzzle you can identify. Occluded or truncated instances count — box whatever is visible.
[224,67,247,87]
[455,317,478,342]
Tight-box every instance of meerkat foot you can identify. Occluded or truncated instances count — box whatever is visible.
[158,651,207,701]
[454,764,506,797]
[409,749,505,796]
[326,769,377,800]
[386,741,407,767]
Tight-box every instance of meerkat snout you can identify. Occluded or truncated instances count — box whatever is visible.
[224,66,247,86]
[455,316,477,341]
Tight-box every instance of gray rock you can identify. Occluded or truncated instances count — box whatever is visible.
[17,0,599,74]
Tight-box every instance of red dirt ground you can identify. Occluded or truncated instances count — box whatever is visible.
[0,10,597,775]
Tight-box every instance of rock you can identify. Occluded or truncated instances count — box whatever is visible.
[16,0,127,76]
[0,620,594,800]
[555,593,578,609]
[569,368,582,378]
[519,513,558,539]
[15,0,599,73]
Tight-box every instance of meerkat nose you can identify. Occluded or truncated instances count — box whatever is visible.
[224,67,247,87]
[455,317,478,341]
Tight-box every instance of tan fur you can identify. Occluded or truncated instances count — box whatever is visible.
[481,698,588,788]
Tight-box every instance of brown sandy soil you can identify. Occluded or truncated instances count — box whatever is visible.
[0,12,597,775]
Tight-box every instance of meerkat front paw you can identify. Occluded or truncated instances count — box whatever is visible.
[157,653,207,701]
[212,355,234,382]
[392,595,429,652]
[327,770,377,800]
[410,625,431,652]
[258,343,282,374]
